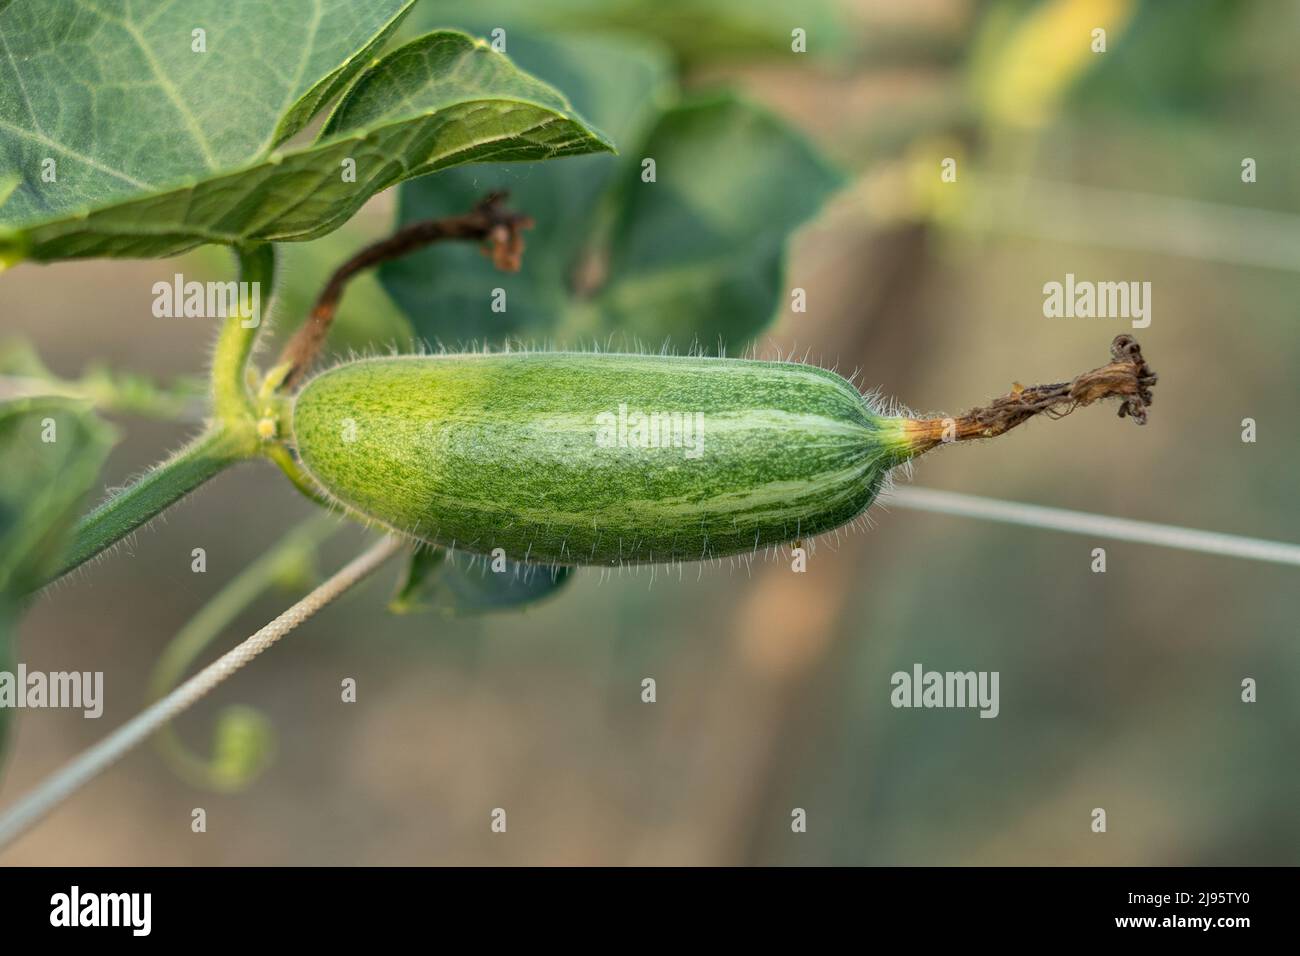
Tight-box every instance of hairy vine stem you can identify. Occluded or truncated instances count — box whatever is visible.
[51,427,250,584]
[0,535,405,853]
[212,243,275,425]
[275,191,533,390]
[43,245,275,588]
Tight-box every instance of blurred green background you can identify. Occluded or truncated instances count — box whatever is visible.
[2,0,1297,864]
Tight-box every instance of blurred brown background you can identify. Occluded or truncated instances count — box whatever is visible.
[2,0,1297,864]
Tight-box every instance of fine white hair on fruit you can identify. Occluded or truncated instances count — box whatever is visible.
[309,337,923,419]
[290,345,932,573]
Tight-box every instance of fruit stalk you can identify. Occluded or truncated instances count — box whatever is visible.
[901,335,1155,455]
[275,192,533,391]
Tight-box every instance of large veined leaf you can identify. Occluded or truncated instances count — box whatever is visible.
[380,30,842,353]
[0,0,414,254]
[0,397,115,764]
[0,4,612,263]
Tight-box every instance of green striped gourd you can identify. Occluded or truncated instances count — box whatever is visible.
[291,352,915,565]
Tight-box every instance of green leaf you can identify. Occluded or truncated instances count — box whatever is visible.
[389,547,572,616]
[1,337,206,420]
[0,397,115,593]
[388,546,447,614]
[0,12,613,263]
[589,95,844,348]
[380,31,841,353]
[381,30,672,346]
[0,396,115,763]
[0,0,414,254]
[0,596,15,772]
[406,0,849,68]
[440,561,573,614]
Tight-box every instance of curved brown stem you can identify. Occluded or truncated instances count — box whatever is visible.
[903,335,1157,455]
[276,191,533,391]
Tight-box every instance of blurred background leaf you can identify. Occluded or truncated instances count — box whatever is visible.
[1,338,205,421]
[0,398,115,595]
[408,0,848,68]
[380,30,842,352]
[968,0,1136,128]
[381,30,674,347]
[391,547,573,616]
[585,94,843,348]
[0,397,114,767]
[389,547,447,614]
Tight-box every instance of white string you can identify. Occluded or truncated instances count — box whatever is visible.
[888,486,1300,567]
[0,535,405,853]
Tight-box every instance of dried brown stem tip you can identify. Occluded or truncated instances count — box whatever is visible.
[903,335,1157,455]
[276,191,533,391]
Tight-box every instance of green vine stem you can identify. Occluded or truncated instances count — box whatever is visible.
[147,514,341,790]
[45,244,276,587]
[212,243,274,427]
[52,428,251,582]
